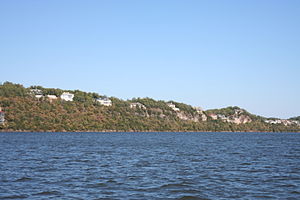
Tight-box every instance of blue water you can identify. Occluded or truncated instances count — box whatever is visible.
[0,132,300,200]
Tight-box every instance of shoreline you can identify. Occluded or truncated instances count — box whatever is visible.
[1,130,299,133]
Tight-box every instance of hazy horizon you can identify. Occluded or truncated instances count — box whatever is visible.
[1,0,299,118]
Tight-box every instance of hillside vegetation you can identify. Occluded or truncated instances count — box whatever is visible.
[0,82,299,132]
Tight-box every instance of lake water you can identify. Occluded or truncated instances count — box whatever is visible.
[0,132,300,200]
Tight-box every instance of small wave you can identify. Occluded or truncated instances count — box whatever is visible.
[37,168,57,172]
[33,191,61,196]
[279,183,297,188]
[177,195,210,200]
[252,195,274,199]
[71,159,90,163]
[170,189,200,194]
[14,177,32,182]
[291,191,300,194]
[0,195,28,199]
[160,183,188,189]
[106,179,122,185]
[107,179,117,183]
[86,183,107,188]
[51,156,61,159]
[240,162,251,165]
[245,169,264,173]
[134,160,151,167]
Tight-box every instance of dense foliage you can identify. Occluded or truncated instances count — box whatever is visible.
[0,82,299,132]
[290,116,300,121]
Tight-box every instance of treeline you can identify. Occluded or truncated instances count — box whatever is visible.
[0,82,299,132]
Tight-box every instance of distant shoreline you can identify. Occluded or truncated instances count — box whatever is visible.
[1,130,299,133]
[1,82,300,133]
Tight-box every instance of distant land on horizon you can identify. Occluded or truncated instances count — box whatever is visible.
[0,82,299,133]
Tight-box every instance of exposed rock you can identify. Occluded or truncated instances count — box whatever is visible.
[208,108,252,124]
[228,115,252,124]
[176,112,207,122]
[159,113,166,118]
[201,114,207,121]
[176,112,190,121]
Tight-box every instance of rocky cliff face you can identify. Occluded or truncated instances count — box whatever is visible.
[227,115,252,124]
[208,108,252,124]
[175,111,207,122]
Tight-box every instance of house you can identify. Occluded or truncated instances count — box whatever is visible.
[46,94,57,100]
[0,107,4,124]
[30,88,43,95]
[209,114,218,120]
[46,95,58,102]
[265,119,282,124]
[234,109,243,115]
[96,98,112,106]
[265,119,300,126]
[35,94,43,99]
[167,103,180,112]
[60,92,74,101]
[217,114,227,121]
[30,89,43,99]
[130,102,146,109]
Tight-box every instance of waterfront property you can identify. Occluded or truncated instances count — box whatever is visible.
[96,98,112,106]
[265,119,299,126]
[130,102,146,109]
[35,94,43,99]
[61,92,74,101]
[30,88,43,95]
[46,95,58,102]
[209,113,218,120]
[167,103,180,112]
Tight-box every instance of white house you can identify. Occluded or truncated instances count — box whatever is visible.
[46,95,58,102]
[60,92,74,101]
[30,88,43,95]
[96,98,112,106]
[167,103,180,112]
[35,94,43,99]
[47,95,58,100]
[265,119,282,124]
[217,114,227,121]
[130,102,146,109]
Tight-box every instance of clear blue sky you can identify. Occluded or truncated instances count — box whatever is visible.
[1,0,299,118]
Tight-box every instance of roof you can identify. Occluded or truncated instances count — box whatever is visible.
[61,92,74,95]
[97,98,110,101]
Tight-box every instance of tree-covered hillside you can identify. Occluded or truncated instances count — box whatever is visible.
[290,116,300,121]
[0,82,299,132]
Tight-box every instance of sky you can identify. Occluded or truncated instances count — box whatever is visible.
[0,0,299,118]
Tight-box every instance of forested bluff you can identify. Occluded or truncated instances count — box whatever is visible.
[0,82,299,132]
